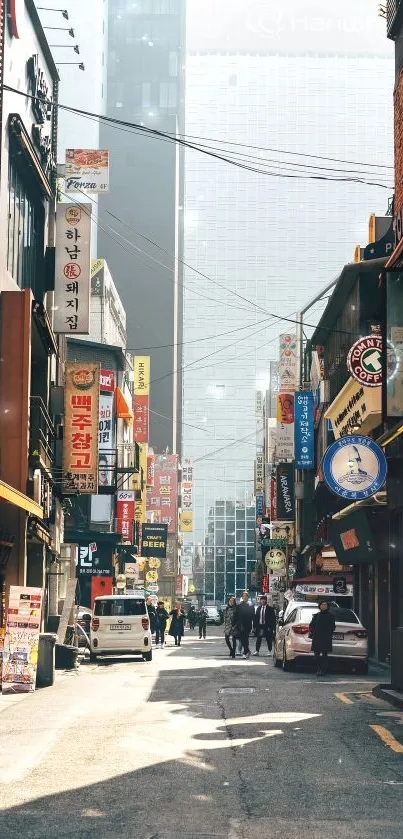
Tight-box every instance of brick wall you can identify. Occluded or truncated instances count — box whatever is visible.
[395,66,403,214]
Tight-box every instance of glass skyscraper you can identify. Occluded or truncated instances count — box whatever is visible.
[182,1,394,600]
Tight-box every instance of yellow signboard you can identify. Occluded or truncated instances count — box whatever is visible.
[146,570,158,583]
[91,258,104,278]
[134,356,150,396]
[148,558,161,569]
[133,443,148,523]
[325,376,381,439]
[180,511,193,532]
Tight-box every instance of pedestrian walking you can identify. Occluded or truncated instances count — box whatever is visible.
[187,605,197,630]
[155,601,169,647]
[253,595,276,656]
[235,591,254,659]
[223,595,237,658]
[309,600,336,676]
[169,603,186,646]
[146,596,156,636]
[198,605,208,639]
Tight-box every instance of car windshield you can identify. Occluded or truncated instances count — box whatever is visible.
[94,599,146,617]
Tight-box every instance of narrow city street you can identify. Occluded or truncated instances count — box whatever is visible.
[0,632,402,839]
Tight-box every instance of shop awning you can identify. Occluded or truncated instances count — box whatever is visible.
[0,480,43,519]
[116,387,133,422]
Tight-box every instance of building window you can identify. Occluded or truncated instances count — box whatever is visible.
[7,151,44,295]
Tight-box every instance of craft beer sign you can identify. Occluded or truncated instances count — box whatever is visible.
[347,336,382,388]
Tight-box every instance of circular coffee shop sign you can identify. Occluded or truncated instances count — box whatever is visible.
[347,335,382,387]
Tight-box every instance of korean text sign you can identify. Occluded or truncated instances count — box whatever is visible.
[294,391,314,469]
[146,454,178,534]
[116,490,135,540]
[54,203,92,334]
[63,362,100,494]
[134,356,150,443]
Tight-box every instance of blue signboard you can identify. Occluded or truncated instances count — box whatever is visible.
[255,494,264,520]
[294,391,314,469]
[322,435,387,501]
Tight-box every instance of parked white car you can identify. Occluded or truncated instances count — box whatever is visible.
[274,605,368,674]
[90,595,152,662]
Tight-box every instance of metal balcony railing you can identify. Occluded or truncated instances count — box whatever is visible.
[29,396,55,473]
[387,0,403,37]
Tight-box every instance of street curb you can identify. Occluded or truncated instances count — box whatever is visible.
[372,683,403,709]
[369,658,391,672]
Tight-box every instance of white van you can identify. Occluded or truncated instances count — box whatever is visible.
[90,595,152,662]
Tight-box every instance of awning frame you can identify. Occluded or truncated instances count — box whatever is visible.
[0,480,43,519]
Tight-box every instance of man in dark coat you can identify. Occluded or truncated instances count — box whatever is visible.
[253,595,276,656]
[309,601,336,676]
[198,605,208,639]
[235,592,255,659]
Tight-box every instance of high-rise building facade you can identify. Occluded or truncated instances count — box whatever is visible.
[182,1,394,598]
[99,0,186,454]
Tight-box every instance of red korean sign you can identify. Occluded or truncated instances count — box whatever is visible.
[116,491,135,540]
[100,370,115,393]
[146,454,178,534]
[62,362,99,494]
[262,575,269,594]
[134,394,149,443]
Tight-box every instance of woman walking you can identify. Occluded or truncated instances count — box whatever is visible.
[309,600,336,676]
[155,601,169,648]
[169,603,186,646]
[223,595,237,658]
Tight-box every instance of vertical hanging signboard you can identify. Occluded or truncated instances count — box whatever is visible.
[53,203,92,334]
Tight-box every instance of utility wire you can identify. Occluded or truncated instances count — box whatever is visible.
[3,85,394,188]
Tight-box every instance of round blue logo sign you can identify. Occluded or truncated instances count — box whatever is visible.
[322,435,387,501]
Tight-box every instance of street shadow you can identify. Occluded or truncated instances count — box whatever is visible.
[0,658,400,839]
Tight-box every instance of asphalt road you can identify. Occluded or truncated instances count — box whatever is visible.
[0,631,403,839]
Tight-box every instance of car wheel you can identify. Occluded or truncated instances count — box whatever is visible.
[282,643,293,672]
[89,652,98,663]
[358,659,368,675]
[273,646,281,668]
[143,650,152,662]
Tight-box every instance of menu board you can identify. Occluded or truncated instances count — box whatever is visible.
[1,586,43,694]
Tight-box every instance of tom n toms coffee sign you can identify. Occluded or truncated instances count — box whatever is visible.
[347,336,382,387]
[276,462,295,521]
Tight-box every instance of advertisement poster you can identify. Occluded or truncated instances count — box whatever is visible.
[141,523,168,558]
[276,463,295,522]
[54,203,92,334]
[134,356,150,444]
[1,586,43,694]
[116,490,135,540]
[294,391,314,469]
[62,362,100,494]
[100,370,115,393]
[147,454,178,534]
[276,393,295,461]
[278,334,298,392]
[65,149,109,193]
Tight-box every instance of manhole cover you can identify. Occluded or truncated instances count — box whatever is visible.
[219,687,256,695]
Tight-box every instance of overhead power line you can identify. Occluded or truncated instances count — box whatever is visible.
[3,85,394,188]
